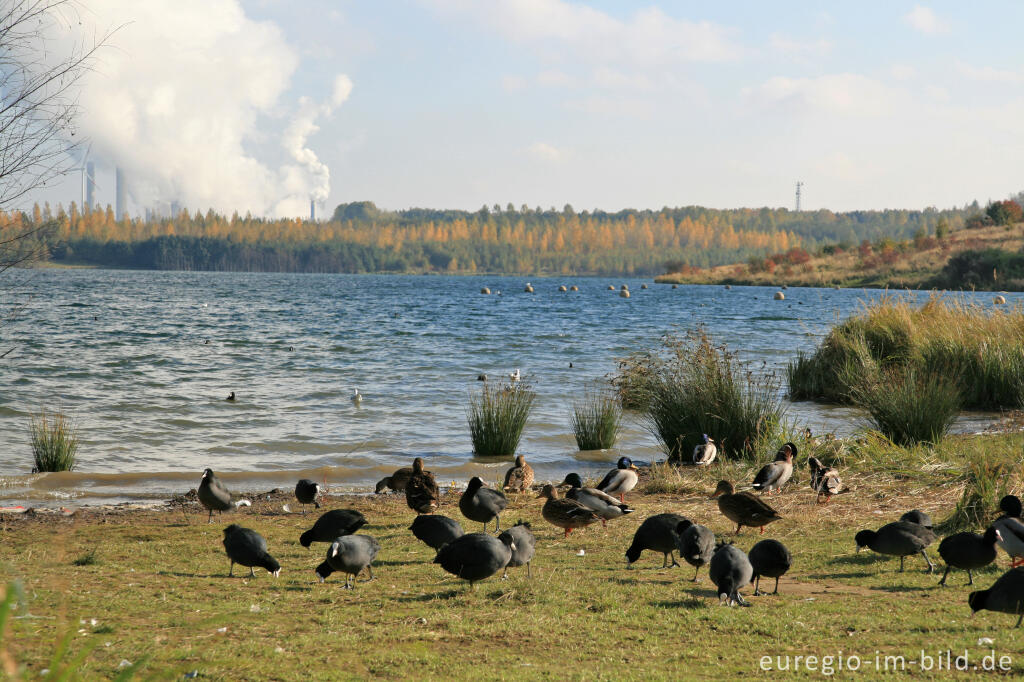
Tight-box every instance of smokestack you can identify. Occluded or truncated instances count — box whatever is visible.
[85,162,95,209]
[115,167,126,220]
[310,199,316,222]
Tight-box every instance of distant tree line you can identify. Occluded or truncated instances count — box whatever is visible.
[0,197,996,275]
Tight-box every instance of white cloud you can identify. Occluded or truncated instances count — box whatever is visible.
[537,70,575,87]
[769,33,832,56]
[904,5,950,35]
[956,62,1024,84]
[501,75,529,92]
[424,0,742,65]
[747,73,898,117]
[890,63,917,80]
[526,142,564,162]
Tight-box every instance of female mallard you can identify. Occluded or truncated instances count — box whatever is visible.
[751,443,796,494]
[807,457,841,503]
[538,484,600,538]
[692,434,717,466]
[405,458,440,514]
[597,457,640,503]
[503,455,535,493]
[375,466,414,494]
[711,480,781,535]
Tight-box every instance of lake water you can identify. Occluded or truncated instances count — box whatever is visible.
[0,270,1013,507]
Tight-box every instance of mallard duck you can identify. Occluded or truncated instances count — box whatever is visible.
[460,477,508,531]
[938,527,998,586]
[559,473,633,526]
[751,443,796,494]
[405,458,440,514]
[375,467,413,494]
[748,538,792,595]
[198,469,251,523]
[692,434,717,466]
[993,495,1024,567]
[294,478,322,515]
[854,521,936,573]
[503,455,534,493]
[538,484,600,538]
[807,457,841,503]
[711,480,781,535]
[597,457,640,503]
[969,567,1024,628]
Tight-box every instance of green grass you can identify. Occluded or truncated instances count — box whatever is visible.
[626,330,786,462]
[849,368,962,446]
[570,390,621,450]
[30,409,79,473]
[789,296,1024,410]
[8,433,1024,679]
[467,380,536,457]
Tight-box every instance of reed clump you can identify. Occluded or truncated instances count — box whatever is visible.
[619,330,786,462]
[467,381,536,457]
[849,368,962,446]
[570,390,621,451]
[30,409,79,472]
[789,295,1024,410]
[939,451,1023,533]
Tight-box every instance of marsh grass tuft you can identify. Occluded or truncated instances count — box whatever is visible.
[570,390,621,450]
[73,549,98,566]
[30,408,79,472]
[789,296,1024,409]
[940,452,1023,533]
[620,330,785,462]
[850,368,961,446]
[468,381,535,457]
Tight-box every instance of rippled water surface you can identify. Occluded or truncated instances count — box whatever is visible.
[0,270,1014,506]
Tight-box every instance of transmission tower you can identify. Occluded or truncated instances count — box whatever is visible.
[795,181,804,212]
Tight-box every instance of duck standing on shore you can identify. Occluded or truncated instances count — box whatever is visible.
[692,434,717,466]
[558,473,633,527]
[597,457,640,503]
[993,495,1024,568]
[538,484,600,538]
[711,480,781,535]
[503,455,535,493]
[405,458,440,514]
[751,443,796,495]
[375,466,414,494]
[808,457,841,503]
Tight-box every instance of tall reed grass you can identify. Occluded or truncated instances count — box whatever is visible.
[570,390,621,450]
[789,296,1024,410]
[621,330,786,462]
[849,368,961,446]
[940,451,1023,533]
[30,409,79,472]
[468,381,536,457]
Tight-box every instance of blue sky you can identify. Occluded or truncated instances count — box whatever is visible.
[24,1,1024,216]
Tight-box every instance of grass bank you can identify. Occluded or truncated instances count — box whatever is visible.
[5,432,1024,679]
[788,296,1024,410]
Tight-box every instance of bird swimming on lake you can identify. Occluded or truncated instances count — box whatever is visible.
[692,434,717,466]
[808,456,841,503]
[711,480,781,535]
[502,455,534,493]
[558,473,633,526]
[375,466,413,494]
[676,519,715,581]
[854,520,936,573]
[969,567,1024,628]
[709,542,753,606]
[294,479,322,515]
[315,535,380,589]
[596,457,639,503]
[299,509,368,548]
[225,391,235,402]
[405,457,440,514]
[538,484,600,538]
[499,521,536,578]
[509,368,521,382]
[460,477,508,531]
[197,469,251,523]
[351,389,362,405]
[748,538,792,595]
[433,532,515,588]
[938,527,999,586]
[222,524,280,578]
[751,443,796,494]
[625,513,689,568]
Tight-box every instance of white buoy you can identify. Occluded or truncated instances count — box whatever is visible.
[570,285,579,291]
[774,291,785,300]
[480,287,490,295]
[558,285,567,292]
[620,289,630,298]
[994,295,1007,304]
[524,284,534,293]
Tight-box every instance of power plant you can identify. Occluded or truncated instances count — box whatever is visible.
[115,167,126,220]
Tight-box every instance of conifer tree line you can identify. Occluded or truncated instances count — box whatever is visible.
[3,199,978,275]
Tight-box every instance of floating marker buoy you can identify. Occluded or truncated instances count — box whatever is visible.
[774,291,785,300]
[994,295,1007,304]
[620,290,630,298]
[608,285,615,290]
[558,285,567,292]
[481,287,490,295]
[570,285,579,291]
[524,285,534,293]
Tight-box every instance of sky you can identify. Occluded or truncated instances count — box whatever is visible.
[19,0,1024,217]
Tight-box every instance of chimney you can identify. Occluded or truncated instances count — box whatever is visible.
[115,167,126,220]
[310,199,316,222]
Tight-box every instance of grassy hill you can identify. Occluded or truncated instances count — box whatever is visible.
[656,222,1024,290]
